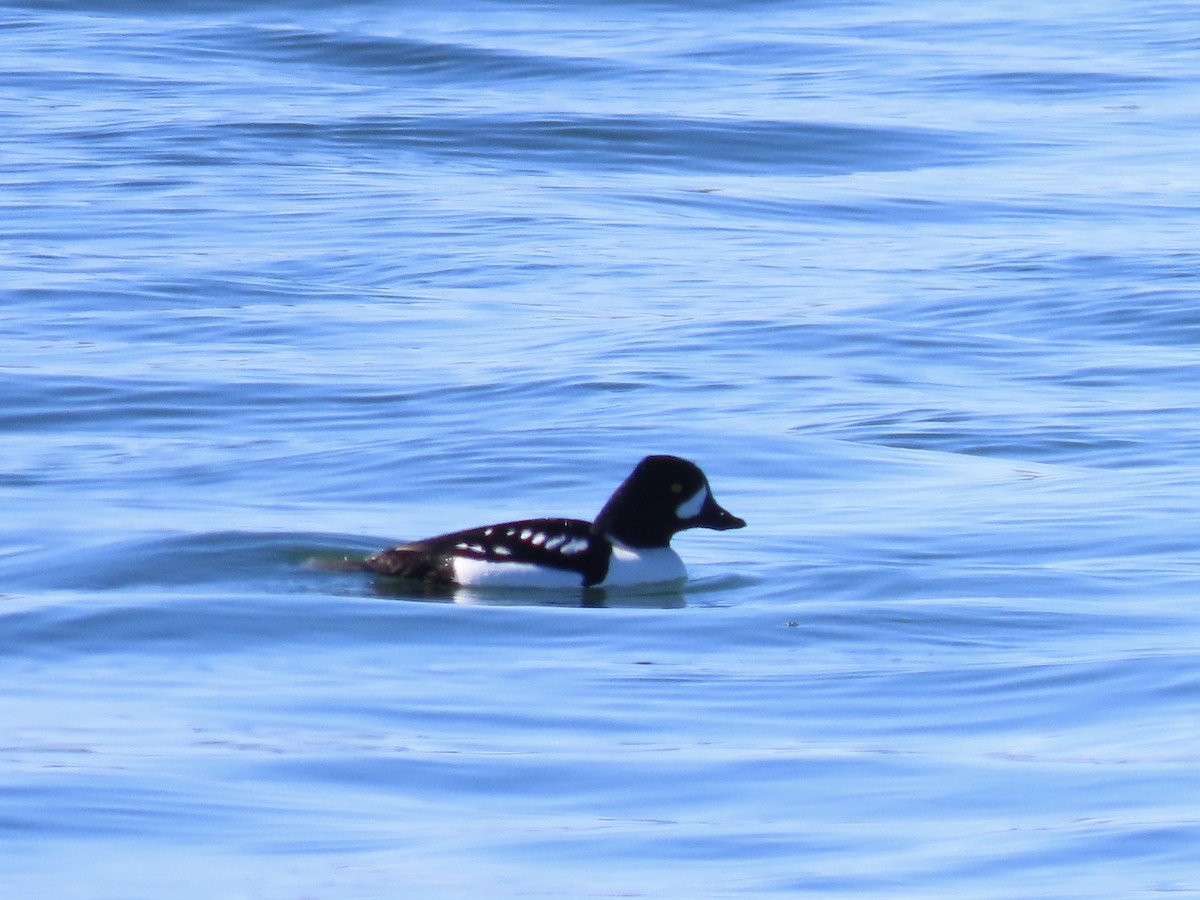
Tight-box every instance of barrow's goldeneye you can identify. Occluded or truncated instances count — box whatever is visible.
[362,455,745,589]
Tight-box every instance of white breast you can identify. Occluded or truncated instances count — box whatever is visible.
[600,543,687,587]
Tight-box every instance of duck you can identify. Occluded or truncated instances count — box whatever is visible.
[362,455,745,589]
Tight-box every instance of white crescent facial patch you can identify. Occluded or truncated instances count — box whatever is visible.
[675,485,708,520]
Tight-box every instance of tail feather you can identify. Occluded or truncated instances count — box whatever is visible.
[304,554,372,573]
[308,544,456,587]
[362,546,441,581]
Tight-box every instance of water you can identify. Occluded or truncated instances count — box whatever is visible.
[3,0,1200,896]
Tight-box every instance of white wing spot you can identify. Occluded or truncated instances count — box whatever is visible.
[560,538,589,555]
[493,545,512,557]
[483,528,494,537]
[455,543,487,554]
[544,535,567,550]
[531,533,547,546]
[505,528,516,537]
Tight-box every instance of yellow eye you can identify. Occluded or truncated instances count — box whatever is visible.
[670,483,683,494]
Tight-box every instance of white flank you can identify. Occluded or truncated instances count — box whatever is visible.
[451,556,583,588]
[675,485,708,520]
[602,542,687,586]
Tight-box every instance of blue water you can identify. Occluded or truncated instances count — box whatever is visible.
[4,0,1200,895]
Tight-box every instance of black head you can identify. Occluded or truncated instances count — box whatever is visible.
[592,455,746,549]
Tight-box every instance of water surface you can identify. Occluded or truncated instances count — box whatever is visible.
[3,0,1200,896]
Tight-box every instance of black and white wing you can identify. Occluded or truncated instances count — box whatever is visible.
[363,517,611,587]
